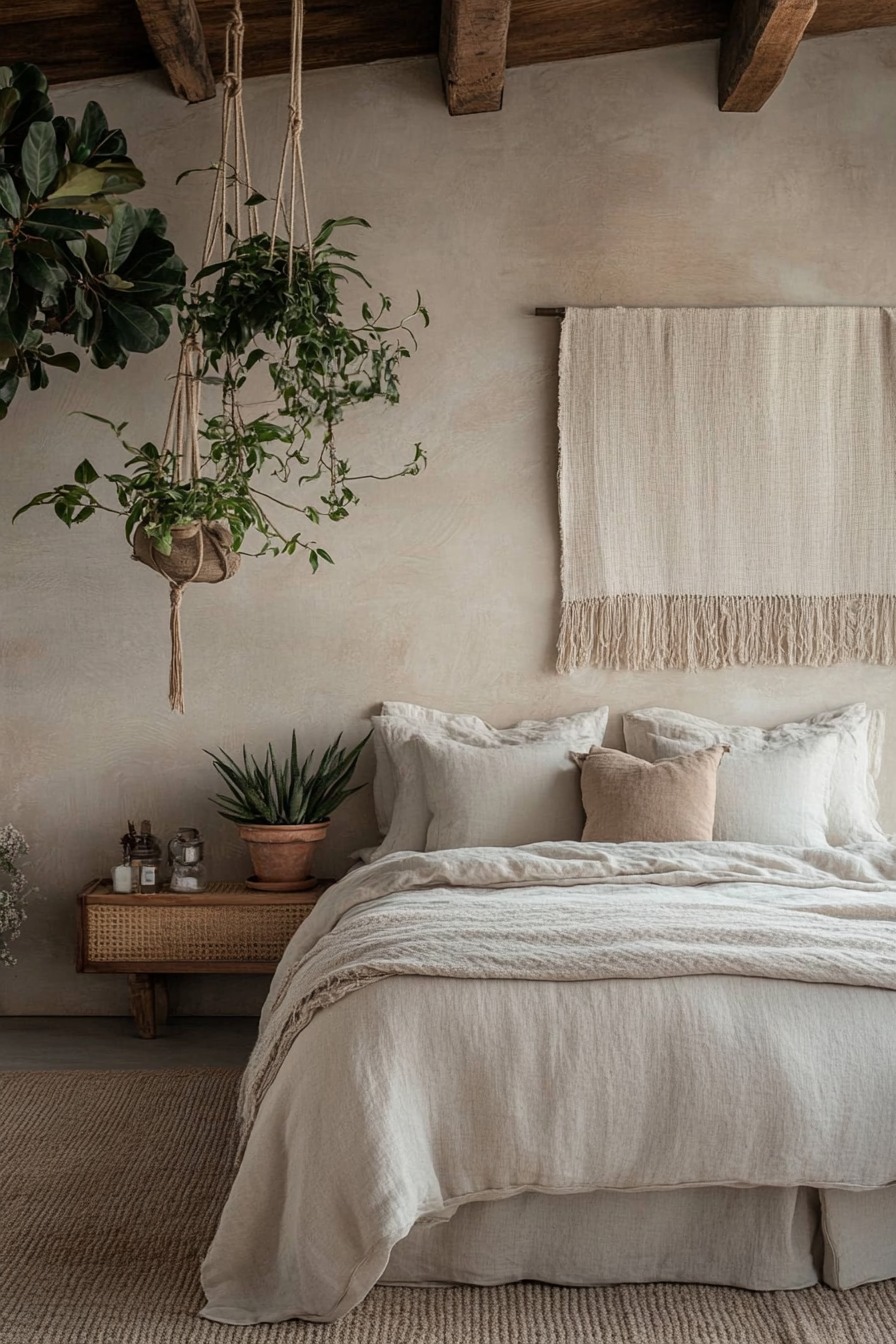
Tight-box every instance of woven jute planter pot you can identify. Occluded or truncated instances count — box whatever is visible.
[132,519,241,584]
[237,822,330,892]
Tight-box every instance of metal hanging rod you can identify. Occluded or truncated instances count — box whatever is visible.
[534,307,566,317]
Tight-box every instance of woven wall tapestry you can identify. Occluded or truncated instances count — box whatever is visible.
[557,305,896,672]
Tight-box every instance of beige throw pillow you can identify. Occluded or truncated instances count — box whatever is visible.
[575,745,728,844]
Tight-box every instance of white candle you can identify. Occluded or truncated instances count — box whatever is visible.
[112,864,133,894]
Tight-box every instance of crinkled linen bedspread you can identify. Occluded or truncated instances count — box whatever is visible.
[201,840,896,1324]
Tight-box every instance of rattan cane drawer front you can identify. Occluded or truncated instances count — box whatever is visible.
[85,901,315,965]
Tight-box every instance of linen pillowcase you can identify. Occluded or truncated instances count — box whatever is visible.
[648,732,838,847]
[574,745,728,844]
[416,737,589,851]
[622,704,884,845]
[369,703,610,860]
[372,702,507,835]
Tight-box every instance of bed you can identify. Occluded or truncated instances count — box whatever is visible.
[200,838,896,1324]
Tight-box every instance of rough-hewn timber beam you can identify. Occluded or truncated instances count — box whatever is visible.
[135,0,216,103]
[440,0,513,115]
[719,0,817,111]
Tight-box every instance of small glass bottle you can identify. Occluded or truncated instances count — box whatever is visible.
[168,827,208,893]
[131,819,163,895]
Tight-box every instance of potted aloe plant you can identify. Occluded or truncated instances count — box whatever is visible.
[207,729,370,891]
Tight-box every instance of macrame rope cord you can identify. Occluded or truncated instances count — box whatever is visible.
[270,0,313,275]
[151,0,311,711]
[149,1,258,713]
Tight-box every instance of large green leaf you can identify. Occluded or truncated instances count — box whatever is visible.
[30,206,105,230]
[105,203,142,273]
[4,64,51,145]
[89,329,128,369]
[103,296,160,353]
[73,287,92,320]
[21,120,59,197]
[9,63,47,95]
[95,159,144,194]
[77,101,108,154]
[14,249,67,299]
[39,348,80,373]
[0,378,16,418]
[0,169,21,218]
[46,164,107,203]
[0,86,20,136]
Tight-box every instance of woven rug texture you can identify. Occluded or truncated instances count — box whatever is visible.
[2,1066,896,1343]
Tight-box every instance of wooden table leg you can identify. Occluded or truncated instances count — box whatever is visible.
[128,973,156,1039]
[154,975,169,1029]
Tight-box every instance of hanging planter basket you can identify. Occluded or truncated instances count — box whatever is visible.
[132,520,241,585]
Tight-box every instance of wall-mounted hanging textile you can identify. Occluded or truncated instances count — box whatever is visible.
[557,305,896,672]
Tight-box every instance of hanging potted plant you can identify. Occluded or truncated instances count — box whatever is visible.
[207,729,370,890]
[182,213,428,567]
[12,0,429,712]
[0,62,186,419]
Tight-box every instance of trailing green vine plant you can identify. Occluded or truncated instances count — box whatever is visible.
[0,62,186,419]
[185,210,428,562]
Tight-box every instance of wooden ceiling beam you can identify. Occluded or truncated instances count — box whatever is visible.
[134,0,216,102]
[3,0,895,95]
[439,0,512,115]
[719,0,818,112]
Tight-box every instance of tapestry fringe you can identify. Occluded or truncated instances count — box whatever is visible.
[557,595,896,673]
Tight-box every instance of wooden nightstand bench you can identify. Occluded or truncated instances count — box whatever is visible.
[76,880,327,1039]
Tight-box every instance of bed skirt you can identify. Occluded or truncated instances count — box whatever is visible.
[381,1185,896,1291]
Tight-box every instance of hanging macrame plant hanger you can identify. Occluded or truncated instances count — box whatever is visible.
[134,0,312,713]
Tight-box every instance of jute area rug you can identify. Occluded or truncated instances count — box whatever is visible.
[2,1069,895,1344]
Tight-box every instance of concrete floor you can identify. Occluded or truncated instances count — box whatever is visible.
[0,1016,258,1070]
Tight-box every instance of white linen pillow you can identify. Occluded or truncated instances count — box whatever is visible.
[369,703,609,859]
[623,704,884,845]
[373,702,500,834]
[417,737,587,851]
[648,731,838,847]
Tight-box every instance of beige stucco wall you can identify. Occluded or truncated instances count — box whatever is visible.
[3,31,896,1015]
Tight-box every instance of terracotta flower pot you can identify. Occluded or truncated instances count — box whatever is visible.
[237,821,329,892]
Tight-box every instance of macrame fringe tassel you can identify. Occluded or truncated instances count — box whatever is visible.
[557,594,896,673]
[169,582,186,714]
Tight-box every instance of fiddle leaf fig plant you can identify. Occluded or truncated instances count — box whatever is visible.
[0,62,186,419]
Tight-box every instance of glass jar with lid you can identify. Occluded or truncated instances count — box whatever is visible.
[132,820,163,894]
[168,827,208,893]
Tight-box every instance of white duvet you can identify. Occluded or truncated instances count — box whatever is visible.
[201,840,896,1324]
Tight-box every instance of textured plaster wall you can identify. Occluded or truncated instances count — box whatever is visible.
[2,32,896,1015]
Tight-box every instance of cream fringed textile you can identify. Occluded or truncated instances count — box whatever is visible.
[557,305,896,671]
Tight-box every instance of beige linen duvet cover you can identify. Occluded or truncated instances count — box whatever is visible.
[201,841,896,1325]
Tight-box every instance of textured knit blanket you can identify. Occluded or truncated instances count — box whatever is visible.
[557,305,896,671]
[240,840,896,1145]
[202,841,896,1324]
